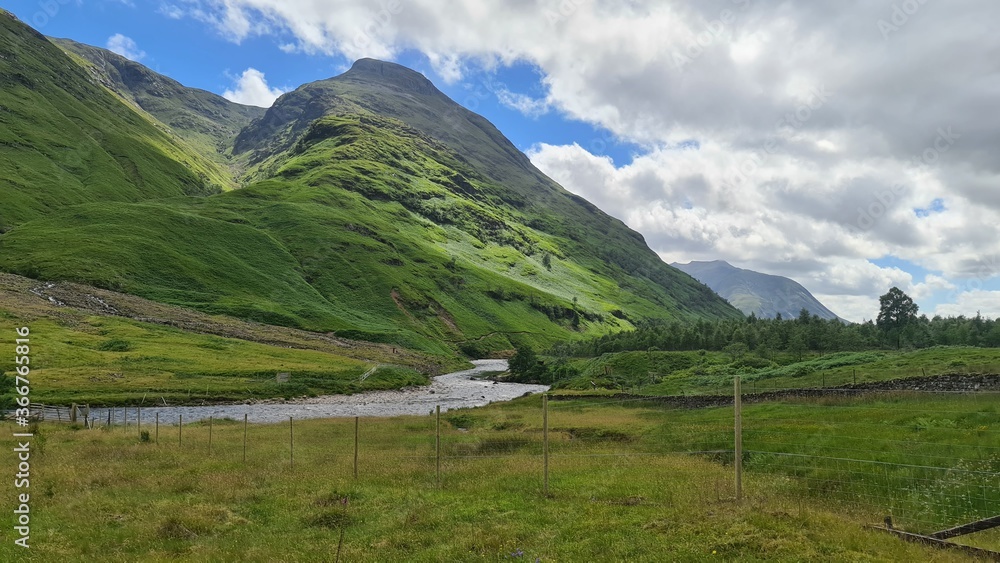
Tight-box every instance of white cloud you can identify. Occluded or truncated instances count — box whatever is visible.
[158,4,185,19]
[495,88,550,118]
[222,68,288,108]
[933,291,1000,319]
[166,0,1000,317]
[911,274,956,300]
[813,294,878,324]
[106,33,145,61]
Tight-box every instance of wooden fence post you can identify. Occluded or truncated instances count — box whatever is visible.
[734,375,743,502]
[543,394,549,496]
[354,416,359,480]
[243,414,248,463]
[289,417,294,469]
[435,405,441,488]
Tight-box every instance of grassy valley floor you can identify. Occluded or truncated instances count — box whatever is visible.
[0,272,464,405]
[0,394,994,561]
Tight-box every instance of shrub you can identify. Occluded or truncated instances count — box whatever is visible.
[98,339,133,352]
[446,413,476,429]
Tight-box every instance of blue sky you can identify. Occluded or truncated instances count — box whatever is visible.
[9,0,1000,322]
[11,1,640,165]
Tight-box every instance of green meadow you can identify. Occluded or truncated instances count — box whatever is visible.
[2,391,997,561]
[552,347,1000,395]
[0,273,448,406]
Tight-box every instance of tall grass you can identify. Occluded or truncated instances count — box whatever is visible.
[0,395,989,560]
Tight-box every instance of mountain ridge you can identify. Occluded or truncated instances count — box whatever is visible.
[0,12,743,358]
[672,260,845,322]
[51,37,266,190]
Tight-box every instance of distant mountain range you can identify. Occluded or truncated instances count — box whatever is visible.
[672,260,845,322]
[0,10,742,359]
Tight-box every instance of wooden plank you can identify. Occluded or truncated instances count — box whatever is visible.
[931,515,1000,539]
[868,525,1000,560]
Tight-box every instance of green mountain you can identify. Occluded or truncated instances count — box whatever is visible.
[51,37,265,189]
[0,12,741,356]
[671,260,844,321]
[0,10,224,231]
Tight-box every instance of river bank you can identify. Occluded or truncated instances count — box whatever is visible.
[54,359,548,424]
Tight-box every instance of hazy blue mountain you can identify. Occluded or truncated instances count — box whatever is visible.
[672,260,845,321]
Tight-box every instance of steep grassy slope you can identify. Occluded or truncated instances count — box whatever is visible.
[182,110,738,350]
[52,37,265,188]
[0,11,222,229]
[233,59,741,322]
[0,202,369,331]
[0,13,740,354]
[0,272,445,405]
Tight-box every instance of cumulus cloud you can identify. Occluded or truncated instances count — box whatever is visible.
[222,68,288,107]
[495,87,551,118]
[933,291,1000,319]
[106,33,145,61]
[166,0,1000,318]
[158,4,185,19]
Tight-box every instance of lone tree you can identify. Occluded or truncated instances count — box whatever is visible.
[509,346,546,383]
[877,287,919,349]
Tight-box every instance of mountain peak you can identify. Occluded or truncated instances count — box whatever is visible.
[343,58,440,96]
[673,260,845,321]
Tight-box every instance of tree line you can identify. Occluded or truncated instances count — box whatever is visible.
[548,287,1000,359]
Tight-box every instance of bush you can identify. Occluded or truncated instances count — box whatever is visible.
[446,413,476,429]
[732,356,775,370]
[98,339,133,352]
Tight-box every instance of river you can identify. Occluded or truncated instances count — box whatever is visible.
[78,359,548,425]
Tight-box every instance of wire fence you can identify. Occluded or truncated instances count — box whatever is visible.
[21,384,1000,553]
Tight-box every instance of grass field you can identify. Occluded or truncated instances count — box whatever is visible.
[1,393,995,561]
[2,315,430,406]
[0,272,457,406]
[554,348,1000,395]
